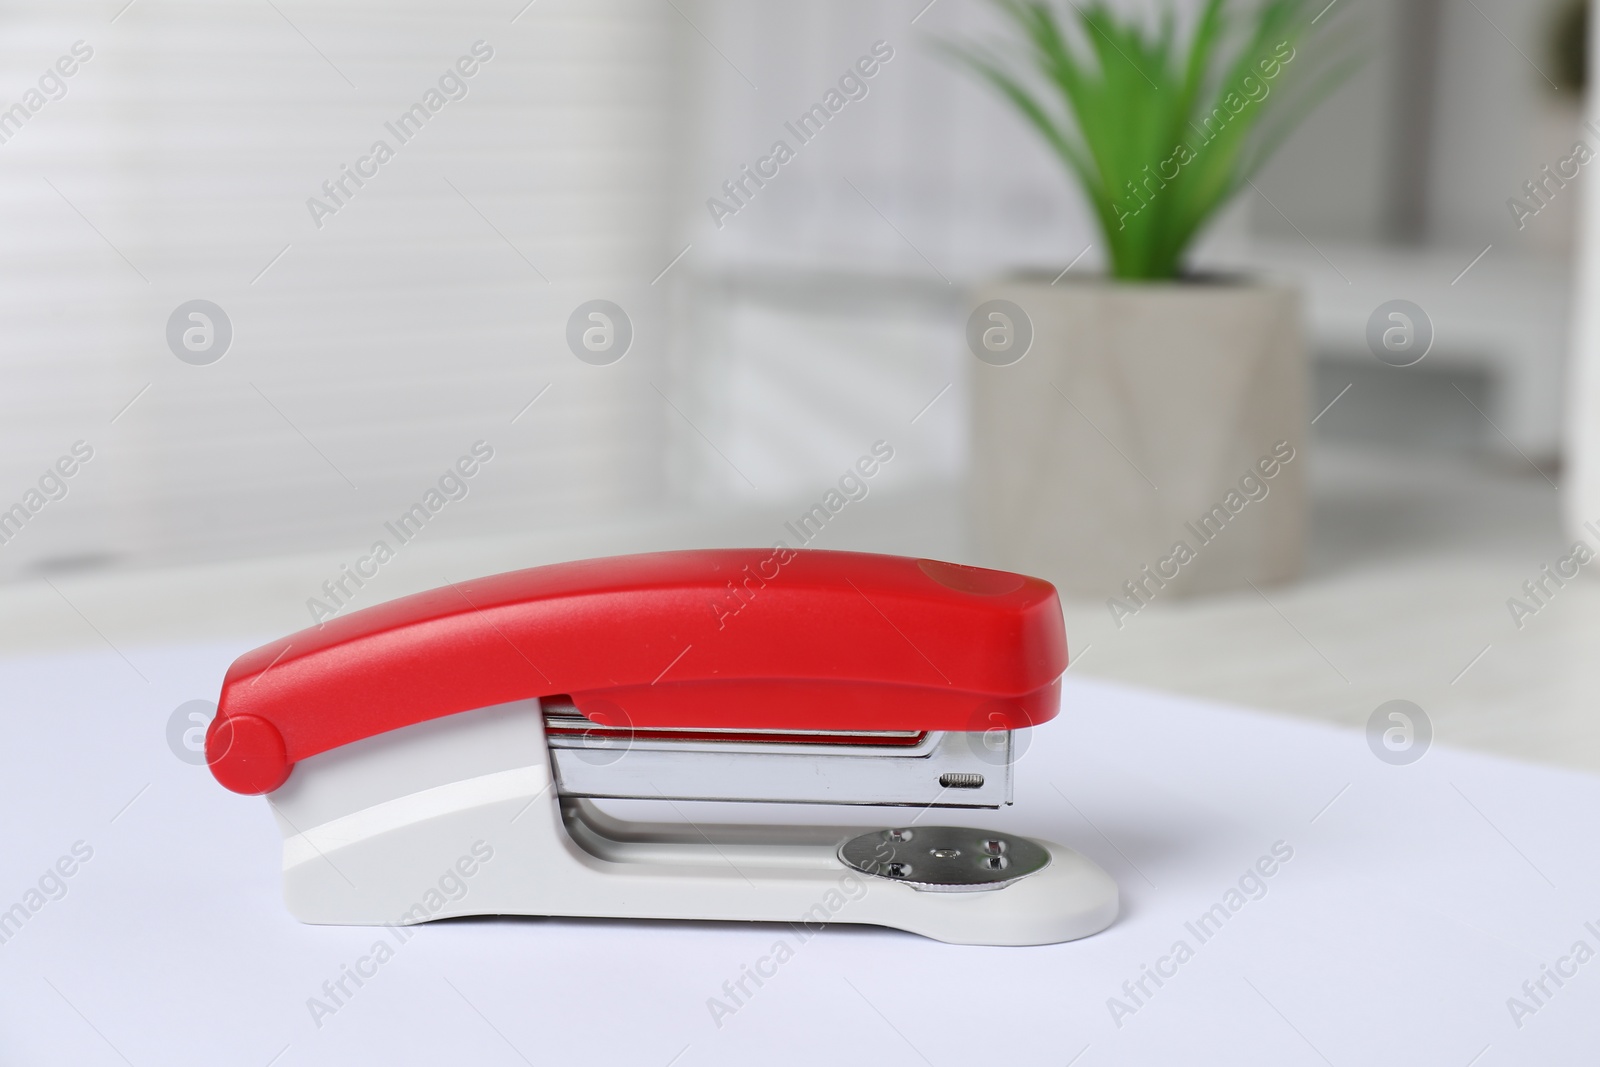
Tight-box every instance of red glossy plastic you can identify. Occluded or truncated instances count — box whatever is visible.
[206,549,1069,795]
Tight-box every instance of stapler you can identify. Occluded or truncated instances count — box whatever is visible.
[206,549,1117,945]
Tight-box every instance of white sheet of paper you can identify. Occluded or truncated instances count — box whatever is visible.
[1,640,1596,1065]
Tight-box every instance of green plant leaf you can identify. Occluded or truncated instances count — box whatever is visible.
[939,0,1352,279]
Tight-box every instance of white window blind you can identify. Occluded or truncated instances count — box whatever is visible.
[0,0,686,580]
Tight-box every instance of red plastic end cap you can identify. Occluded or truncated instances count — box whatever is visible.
[206,714,291,795]
[916,558,1026,596]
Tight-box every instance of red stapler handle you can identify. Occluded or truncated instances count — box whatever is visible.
[206,549,1068,794]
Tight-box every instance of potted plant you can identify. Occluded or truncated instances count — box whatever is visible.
[946,0,1349,603]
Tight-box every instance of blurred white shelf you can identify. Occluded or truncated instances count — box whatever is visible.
[1217,238,1572,458]
[3,440,1594,775]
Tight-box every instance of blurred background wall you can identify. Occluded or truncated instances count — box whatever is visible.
[1,0,1580,584]
[0,0,689,579]
[0,0,1592,738]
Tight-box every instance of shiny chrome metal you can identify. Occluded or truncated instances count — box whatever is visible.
[938,772,985,789]
[838,826,1050,892]
[544,709,1015,808]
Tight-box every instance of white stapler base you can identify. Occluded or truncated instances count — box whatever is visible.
[269,701,1118,947]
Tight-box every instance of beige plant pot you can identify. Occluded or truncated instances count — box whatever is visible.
[970,277,1307,603]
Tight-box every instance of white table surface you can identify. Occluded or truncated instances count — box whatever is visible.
[2,639,1597,1066]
